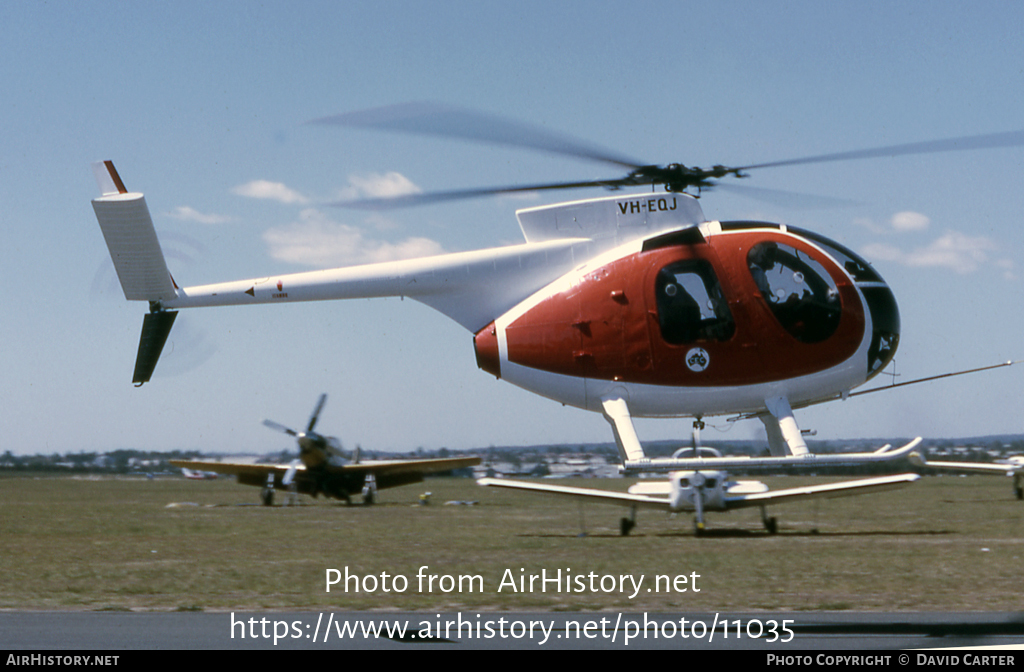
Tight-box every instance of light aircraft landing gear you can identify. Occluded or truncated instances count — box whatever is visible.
[692,475,706,536]
[362,473,378,505]
[761,506,778,534]
[261,473,275,506]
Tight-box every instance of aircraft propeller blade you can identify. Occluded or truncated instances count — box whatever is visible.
[263,419,298,436]
[282,459,301,486]
[307,393,328,432]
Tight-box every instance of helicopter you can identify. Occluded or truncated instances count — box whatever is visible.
[90,104,1024,469]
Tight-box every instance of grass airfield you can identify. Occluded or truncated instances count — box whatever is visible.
[1,472,1022,613]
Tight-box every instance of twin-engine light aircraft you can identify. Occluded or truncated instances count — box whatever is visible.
[479,471,920,535]
[90,104,1024,471]
[169,394,480,505]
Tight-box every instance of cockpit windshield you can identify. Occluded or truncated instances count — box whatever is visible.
[748,242,841,343]
[787,227,883,283]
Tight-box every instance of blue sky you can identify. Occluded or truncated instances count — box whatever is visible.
[3,1,1024,455]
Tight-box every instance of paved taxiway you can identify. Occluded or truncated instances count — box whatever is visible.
[2,612,1023,650]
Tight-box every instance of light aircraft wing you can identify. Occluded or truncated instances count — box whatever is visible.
[476,478,672,511]
[913,459,1016,476]
[478,473,919,512]
[171,459,302,479]
[723,473,920,509]
[170,457,478,480]
[329,456,480,476]
[917,458,1011,475]
[911,457,1023,500]
[170,455,479,504]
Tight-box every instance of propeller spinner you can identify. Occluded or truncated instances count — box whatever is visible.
[263,394,345,467]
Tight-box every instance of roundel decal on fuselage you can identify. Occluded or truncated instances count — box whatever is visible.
[685,347,710,372]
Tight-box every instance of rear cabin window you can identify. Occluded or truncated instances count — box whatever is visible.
[655,260,735,344]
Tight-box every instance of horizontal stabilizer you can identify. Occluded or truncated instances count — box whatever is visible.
[133,311,177,385]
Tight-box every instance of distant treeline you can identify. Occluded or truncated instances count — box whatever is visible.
[2,435,1022,476]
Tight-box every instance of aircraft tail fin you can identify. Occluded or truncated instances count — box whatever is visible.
[133,310,178,386]
[91,162,180,385]
[90,161,178,302]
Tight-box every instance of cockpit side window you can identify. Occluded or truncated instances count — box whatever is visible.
[748,242,841,343]
[656,260,735,344]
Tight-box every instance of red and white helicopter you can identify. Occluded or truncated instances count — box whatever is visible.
[91,104,1023,472]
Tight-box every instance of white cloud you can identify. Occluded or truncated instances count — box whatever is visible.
[854,211,930,234]
[262,209,445,266]
[232,179,309,204]
[862,231,1007,275]
[852,217,887,235]
[167,206,233,225]
[345,172,421,199]
[890,211,929,231]
[231,173,420,207]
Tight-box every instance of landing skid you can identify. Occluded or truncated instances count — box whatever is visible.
[602,393,813,467]
[603,393,922,474]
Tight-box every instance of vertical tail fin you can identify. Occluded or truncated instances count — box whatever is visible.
[133,310,178,386]
[90,161,178,302]
[91,162,179,385]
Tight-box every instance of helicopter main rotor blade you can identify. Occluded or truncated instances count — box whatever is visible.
[330,176,642,209]
[736,129,1024,172]
[315,102,1024,208]
[714,182,861,209]
[309,102,645,171]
